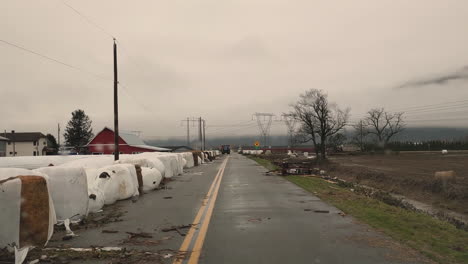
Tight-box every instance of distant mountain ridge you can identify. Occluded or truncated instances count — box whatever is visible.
[145,127,468,147]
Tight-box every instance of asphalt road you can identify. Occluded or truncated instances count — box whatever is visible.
[46,153,427,264]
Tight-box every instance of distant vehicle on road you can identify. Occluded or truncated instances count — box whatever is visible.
[221,145,231,154]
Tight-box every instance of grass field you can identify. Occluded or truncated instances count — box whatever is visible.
[250,155,468,264]
[247,155,280,171]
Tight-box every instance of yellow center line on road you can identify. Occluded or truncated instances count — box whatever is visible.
[173,156,230,264]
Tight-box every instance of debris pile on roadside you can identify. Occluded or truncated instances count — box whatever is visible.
[0,150,221,264]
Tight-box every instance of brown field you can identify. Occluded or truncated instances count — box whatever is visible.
[328,151,468,215]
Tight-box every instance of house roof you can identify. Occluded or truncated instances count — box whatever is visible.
[120,131,146,146]
[161,146,193,151]
[88,127,171,152]
[0,136,9,141]
[2,132,46,142]
[131,145,172,152]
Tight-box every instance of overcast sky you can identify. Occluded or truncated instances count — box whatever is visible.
[2,0,468,141]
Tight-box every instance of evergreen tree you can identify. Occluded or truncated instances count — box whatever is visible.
[46,134,59,154]
[64,109,94,151]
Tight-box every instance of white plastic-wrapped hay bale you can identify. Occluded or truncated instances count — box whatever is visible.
[174,154,185,174]
[181,152,194,168]
[141,153,179,178]
[0,155,90,169]
[0,168,57,264]
[141,167,163,192]
[86,171,106,214]
[34,167,88,223]
[194,151,205,164]
[88,164,139,206]
[59,156,115,169]
[117,155,166,178]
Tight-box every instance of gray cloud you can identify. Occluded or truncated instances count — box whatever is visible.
[395,66,468,90]
[2,0,468,138]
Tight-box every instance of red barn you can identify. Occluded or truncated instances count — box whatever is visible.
[87,127,170,155]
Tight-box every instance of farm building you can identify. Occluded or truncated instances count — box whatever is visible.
[0,136,9,157]
[2,132,48,156]
[87,127,170,155]
[161,146,193,152]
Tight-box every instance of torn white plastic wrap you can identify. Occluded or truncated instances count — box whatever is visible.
[0,168,57,264]
[34,167,89,222]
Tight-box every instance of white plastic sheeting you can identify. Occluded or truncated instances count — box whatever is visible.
[141,167,163,192]
[0,156,90,170]
[34,167,89,222]
[243,150,263,155]
[180,152,194,168]
[139,153,180,178]
[59,156,115,169]
[117,155,166,178]
[0,151,201,263]
[0,169,57,264]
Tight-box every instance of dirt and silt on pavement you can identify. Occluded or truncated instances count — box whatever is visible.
[258,151,468,217]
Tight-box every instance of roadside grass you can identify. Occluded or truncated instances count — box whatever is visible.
[249,156,468,264]
[247,155,280,171]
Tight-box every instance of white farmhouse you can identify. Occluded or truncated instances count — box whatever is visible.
[0,136,9,157]
[2,132,48,156]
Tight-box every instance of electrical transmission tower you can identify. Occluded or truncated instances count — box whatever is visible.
[181,117,206,150]
[252,113,275,147]
[281,114,297,148]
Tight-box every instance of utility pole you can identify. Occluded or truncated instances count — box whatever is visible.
[203,119,206,150]
[199,117,202,150]
[113,39,120,161]
[11,130,16,157]
[181,117,200,147]
[187,118,190,147]
[57,123,60,147]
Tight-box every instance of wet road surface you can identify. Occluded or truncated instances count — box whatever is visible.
[47,153,427,264]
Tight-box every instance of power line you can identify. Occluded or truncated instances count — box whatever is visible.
[206,121,255,133]
[60,0,115,39]
[403,104,468,115]
[205,124,258,135]
[0,39,111,81]
[207,120,254,128]
[60,0,156,116]
[118,83,155,114]
[388,99,468,112]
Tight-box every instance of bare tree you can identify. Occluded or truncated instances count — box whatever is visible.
[327,133,346,152]
[291,89,350,159]
[352,120,368,151]
[365,108,405,148]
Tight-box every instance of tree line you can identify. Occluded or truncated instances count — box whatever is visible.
[386,140,468,151]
